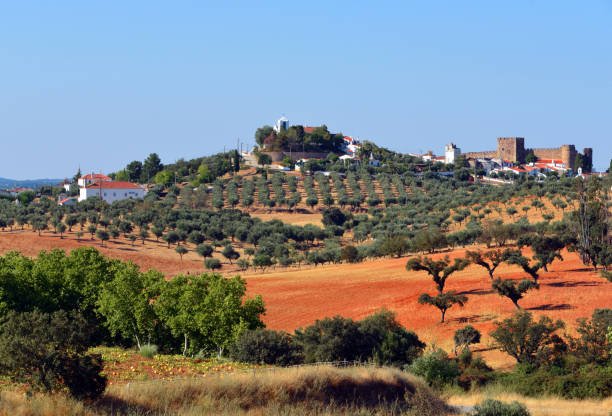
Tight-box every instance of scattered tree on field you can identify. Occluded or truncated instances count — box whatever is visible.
[418,291,468,323]
[175,245,188,261]
[465,249,506,279]
[406,256,470,293]
[491,278,539,309]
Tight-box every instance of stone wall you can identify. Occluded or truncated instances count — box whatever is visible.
[531,148,563,160]
[262,151,331,162]
[464,150,497,159]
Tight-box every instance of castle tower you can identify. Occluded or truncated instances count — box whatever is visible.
[560,144,577,170]
[497,137,525,164]
[582,148,593,172]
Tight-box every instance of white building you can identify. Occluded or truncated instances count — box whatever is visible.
[78,181,146,203]
[444,143,461,164]
[78,173,111,187]
[273,116,289,133]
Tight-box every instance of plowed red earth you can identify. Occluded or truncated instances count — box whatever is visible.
[1,230,609,368]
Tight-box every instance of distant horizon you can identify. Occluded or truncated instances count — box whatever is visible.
[1,1,610,178]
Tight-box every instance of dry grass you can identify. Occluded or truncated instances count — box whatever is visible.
[0,366,449,416]
[447,391,612,416]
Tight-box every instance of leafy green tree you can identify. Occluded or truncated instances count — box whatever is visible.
[142,153,163,183]
[97,266,163,350]
[196,243,214,258]
[490,311,565,365]
[340,245,360,263]
[87,224,97,240]
[31,216,48,236]
[454,325,481,353]
[139,228,149,244]
[221,244,240,264]
[569,178,610,269]
[406,255,470,293]
[95,229,109,247]
[0,310,106,399]
[492,278,539,309]
[358,310,425,367]
[466,249,506,279]
[380,235,411,258]
[155,273,264,356]
[163,230,180,248]
[418,291,468,323]
[56,222,66,239]
[204,257,222,270]
[257,153,272,167]
[504,250,542,282]
[154,170,173,185]
[255,125,274,146]
[252,253,274,272]
[126,160,143,183]
[18,190,35,205]
[518,235,565,272]
[175,245,188,261]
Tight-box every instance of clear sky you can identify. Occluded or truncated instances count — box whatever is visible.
[1,1,610,179]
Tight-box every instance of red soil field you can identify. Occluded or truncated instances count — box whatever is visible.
[243,249,610,368]
[1,230,609,368]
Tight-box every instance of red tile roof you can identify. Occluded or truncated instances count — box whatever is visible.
[82,173,111,180]
[303,127,315,134]
[84,181,142,190]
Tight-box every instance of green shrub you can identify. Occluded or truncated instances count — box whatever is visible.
[139,343,158,358]
[294,316,364,363]
[498,364,612,399]
[0,310,106,399]
[409,348,460,388]
[230,329,303,366]
[472,399,530,416]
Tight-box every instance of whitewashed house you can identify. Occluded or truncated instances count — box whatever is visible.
[78,181,146,203]
[78,173,112,187]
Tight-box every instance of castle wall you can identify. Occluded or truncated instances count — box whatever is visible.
[464,151,497,159]
[531,148,563,160]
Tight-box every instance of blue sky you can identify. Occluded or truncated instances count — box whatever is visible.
[1,1,610,179]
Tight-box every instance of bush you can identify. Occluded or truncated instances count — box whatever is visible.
[294,316,365,363]
[498,364,612,399]
[409,348,460,388]
[229,329,303,366]
[359,310,425,367]
[0,310,106,399]
[139,343,158,358]
[472,399,530,416]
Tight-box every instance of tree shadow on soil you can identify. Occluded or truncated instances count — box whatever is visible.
[546,281,602,288]
[527,303,573,311]
[449,314,497,324]
[455,288,494,296]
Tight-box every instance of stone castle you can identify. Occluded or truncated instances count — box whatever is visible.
[463,137,592,170]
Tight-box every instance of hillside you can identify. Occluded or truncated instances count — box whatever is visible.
[0,177,62,189]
